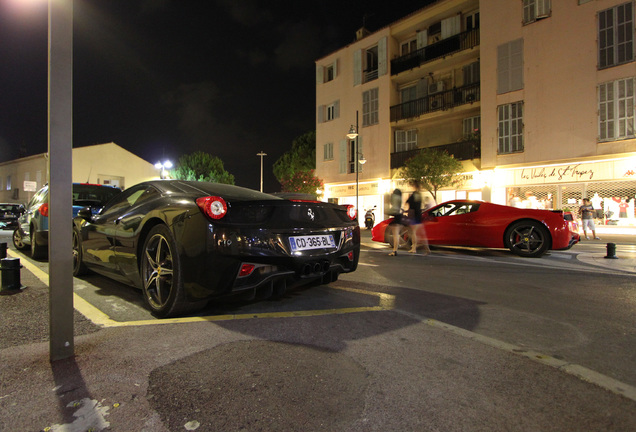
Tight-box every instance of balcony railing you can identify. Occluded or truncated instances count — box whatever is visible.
[391,28,480,76]
[390,140,481,170]
[390,83,480,122]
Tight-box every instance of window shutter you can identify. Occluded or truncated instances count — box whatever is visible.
[316,65,324,84]
[497,44,509,94]
[333,59,338,78]
[339,140,347,174]
[417,79,428,98]
[317,105,324,123]
[378,37,387,77]
[510,39,524,91]
[536,0,551,18]
[334,100,340,119]
[441,15,461,39]
[416,30,428,49]
[353,50,362,86]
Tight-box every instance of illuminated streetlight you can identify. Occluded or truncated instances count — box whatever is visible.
[347,111,366,224]
[155,160,173,179]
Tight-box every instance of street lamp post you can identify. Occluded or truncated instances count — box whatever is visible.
[257,151,267,192]
[346,111,366,224]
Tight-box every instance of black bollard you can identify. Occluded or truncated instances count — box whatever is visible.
[0,257,26,292]
[0,242,6,259]
[604,242,619,259]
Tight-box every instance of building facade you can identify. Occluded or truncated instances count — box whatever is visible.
[316,0,635,226]
[0,142,159,205]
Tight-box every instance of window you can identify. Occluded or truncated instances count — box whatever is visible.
[498,102,524,154]
[599,78,635,141]
[317,60,338,84]
[362,88,379,126]
[349,140,356,174]
[323,143,334,161]
[463,116,481,137]
[6,176,11,191]
[401,38,418,56]
[463,61,480,85]
[497,39,524,94]
[365,45,379,82]
[317,100,339,123]
[325,64,334,82]
[395,129,418,152]
[523,0,551,24]
[465,11,480,31]
[326,102,338,121]
[598,2,634,69]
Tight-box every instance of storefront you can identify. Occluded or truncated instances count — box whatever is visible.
[490,157,636,225]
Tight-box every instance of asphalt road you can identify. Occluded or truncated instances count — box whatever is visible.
[1,228,636,431]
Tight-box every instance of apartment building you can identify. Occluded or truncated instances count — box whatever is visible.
[316,0,635,225]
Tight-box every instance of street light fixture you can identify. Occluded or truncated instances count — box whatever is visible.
[257,151,267,192]
[154,160,173,179]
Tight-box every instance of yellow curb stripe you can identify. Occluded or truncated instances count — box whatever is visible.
[7,249,394,327]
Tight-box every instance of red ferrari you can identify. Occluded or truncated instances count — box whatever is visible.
[371,200,580,258]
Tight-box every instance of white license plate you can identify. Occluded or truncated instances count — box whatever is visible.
[289,235,336,252]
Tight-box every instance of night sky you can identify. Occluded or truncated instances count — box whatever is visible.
[0,0,427,192]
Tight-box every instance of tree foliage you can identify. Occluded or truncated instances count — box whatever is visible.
[274,131,324,194]
[399,149,464,201]
[280,170,324,195]
[170,151,235,184]
[273,131,316,183]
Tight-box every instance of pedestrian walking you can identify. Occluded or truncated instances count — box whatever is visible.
[579,198,600,240]
[388,188,406,256]
[406,183,430,255]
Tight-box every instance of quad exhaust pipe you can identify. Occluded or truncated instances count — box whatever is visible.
[301,260,331,276]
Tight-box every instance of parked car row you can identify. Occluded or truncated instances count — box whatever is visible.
[12,183,121,259]
[12,180,361,318]
[0,203,24,230]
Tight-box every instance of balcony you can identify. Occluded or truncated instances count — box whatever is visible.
[390,83,480,123]
[390,140,480,170]
[391,28,480,76]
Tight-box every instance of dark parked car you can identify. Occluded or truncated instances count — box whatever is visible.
[13,183,121,259]
[72,180,360,317]
[0,203,23,230]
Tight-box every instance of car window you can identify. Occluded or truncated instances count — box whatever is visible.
[99,185,159,217]
[72,184,120,206]
[29,187,48,208]
[430,203,479,217]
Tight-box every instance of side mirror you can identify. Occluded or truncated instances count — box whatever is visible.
[77,206,92,222]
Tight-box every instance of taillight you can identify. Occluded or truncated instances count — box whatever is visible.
[238,263,255,277]
[345,204,356,221]
[39,203,49,217]
[196,196,228,220]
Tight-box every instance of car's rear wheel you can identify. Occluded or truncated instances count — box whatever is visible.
[141,225,199,318]
[30,228,46,260]
[12,229,28,251]
[505,220,551,258]
[72,228,88,276]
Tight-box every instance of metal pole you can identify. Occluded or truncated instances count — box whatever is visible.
[257,151,267,192]
[355,111,359,224]
[48,0,74,361]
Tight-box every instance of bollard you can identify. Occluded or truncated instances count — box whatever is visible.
[0,257,26,292]
[0,242,6,259]
[604,242,619,259]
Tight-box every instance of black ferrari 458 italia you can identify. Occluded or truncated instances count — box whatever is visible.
[72,180,360,317]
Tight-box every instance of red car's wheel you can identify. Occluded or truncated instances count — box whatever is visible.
[386,224,412,250]
[505,220,551,258]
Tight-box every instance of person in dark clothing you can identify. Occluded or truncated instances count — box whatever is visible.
[388,188,406,256]
[406,184,430,255]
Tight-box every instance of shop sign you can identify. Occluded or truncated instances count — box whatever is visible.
[507,160,636,185]
[329,181,380,197]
